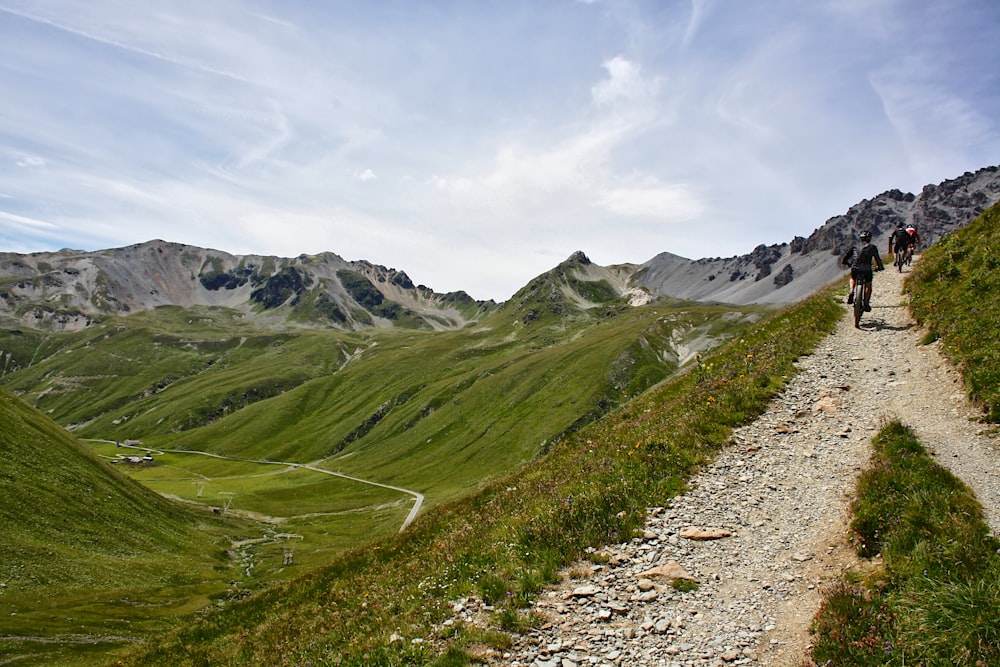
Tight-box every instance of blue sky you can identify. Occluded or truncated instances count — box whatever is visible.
[1,1,998,301]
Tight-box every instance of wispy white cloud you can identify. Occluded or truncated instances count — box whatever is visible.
[681,0,711,51]
[0,210,58,231]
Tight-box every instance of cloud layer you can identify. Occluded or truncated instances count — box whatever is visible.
[1,0,998,300]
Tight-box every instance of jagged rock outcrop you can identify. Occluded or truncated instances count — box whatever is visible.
[773,264,794,288]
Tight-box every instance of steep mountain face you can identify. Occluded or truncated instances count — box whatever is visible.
[0,242,498,331]
[634,165,1000,304]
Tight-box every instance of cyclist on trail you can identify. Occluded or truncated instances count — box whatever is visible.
[903,225,920,265]
[843,230,884,312]
[888,223,912,271]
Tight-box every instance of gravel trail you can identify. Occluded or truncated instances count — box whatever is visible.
[473,261,1000,667]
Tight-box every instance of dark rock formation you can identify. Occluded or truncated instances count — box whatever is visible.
[773,264,794,287]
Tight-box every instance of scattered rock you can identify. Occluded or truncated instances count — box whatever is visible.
[568,585,599,598]
[812,396,839,412]
[679,526,732,540]
[637,561,696,581]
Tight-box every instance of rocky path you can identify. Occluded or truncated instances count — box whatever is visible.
[476,262,1000,667]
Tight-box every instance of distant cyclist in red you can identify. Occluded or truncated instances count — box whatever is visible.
[903,225,920,265]
[843,230,884,312]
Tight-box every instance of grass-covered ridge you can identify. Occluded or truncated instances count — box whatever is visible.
[810,421,1000,665]
[121,284,843,665]
[906,201,1000,422]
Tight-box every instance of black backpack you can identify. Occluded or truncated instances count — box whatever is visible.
[841,247,855,267]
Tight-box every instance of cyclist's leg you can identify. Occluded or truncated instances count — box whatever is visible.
[864,277,873,311]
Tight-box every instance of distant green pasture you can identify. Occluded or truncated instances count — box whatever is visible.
[81,440,414,573]
[88,441,409,509]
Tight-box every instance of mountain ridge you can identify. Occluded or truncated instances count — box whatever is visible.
[0,242,499,332]
[1,165,998,332]
[634,164,1000,304]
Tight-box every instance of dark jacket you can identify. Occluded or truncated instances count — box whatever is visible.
[845,242,884,274]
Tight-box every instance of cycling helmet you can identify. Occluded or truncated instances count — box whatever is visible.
[859,230,872,242]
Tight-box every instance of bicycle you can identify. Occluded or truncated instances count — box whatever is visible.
[852,274,869,328]
[894,247,906,272]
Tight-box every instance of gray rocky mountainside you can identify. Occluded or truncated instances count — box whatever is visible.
[1,165,998,332]
[634,164,1000,304]
[0,245,498,331]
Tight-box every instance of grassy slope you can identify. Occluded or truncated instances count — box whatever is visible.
[0,388,260,666]
[121,284,843,665]
[0,305,346,431]
[906,201,1000,420]
[150,302,752,498]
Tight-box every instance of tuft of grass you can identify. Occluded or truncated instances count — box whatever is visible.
[428,645,473,667]
[811,421,1000,665]
[906,201,1000,421]
[670,578,699,592]
[493,606,542,634]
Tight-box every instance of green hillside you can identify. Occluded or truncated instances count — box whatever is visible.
[118,275,843,665]
[0,261,765,567]
[0,258,771,664]
[0,387,260,666]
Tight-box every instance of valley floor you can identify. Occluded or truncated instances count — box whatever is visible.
[480,260,1000,666]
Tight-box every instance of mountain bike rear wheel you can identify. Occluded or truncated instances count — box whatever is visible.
[853,279,866,328]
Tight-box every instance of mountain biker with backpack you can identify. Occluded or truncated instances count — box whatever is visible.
[843,230,884,312]
[888,223,912,271]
